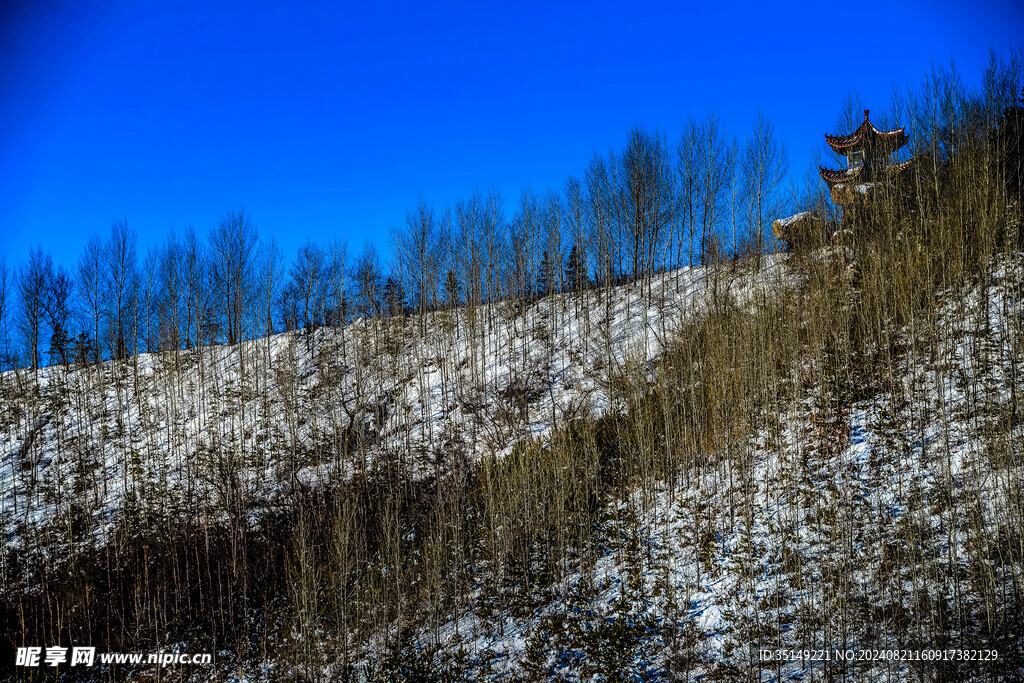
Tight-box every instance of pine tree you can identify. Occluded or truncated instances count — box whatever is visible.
[383,276,406,317]
[564,243,586,293]
[443,269,461,309]
[996,86,1024,202]
[44,265,73,366]
[73,331,92,366]
[535,250,555,298]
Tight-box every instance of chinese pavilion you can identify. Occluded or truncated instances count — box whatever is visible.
[819,109,913,206]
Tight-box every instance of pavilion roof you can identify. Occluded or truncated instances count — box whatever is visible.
[825,109,908,156]
[819,157,915,187]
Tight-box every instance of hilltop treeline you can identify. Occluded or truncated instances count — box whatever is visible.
[1,109,795,373]
[2,54,1021,375]
[1,54,1024,681]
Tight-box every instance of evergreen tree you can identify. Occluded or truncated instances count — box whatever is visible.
[443,268,461,309]
[384,276,406,317]
[564,243,586,293]
[997,86,1024,202]
[72,330,92,365]
[535,249,555,298]
[44,265,74,366]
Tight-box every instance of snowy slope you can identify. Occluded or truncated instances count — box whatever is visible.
[0,258,785,544]
[4,251,1019,682]
[354,255,1024,681]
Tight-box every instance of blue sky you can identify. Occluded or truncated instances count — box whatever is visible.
[1,1,1022,272]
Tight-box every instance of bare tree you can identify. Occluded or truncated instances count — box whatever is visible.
[258,238,284,339]
[586,154,616,286]
[157,232,184,353]
[279,281,300,332]
[695,113,735,264]
[542,189,564,295]
[677,119,700,267]
[398,199,447,335]
[76,235,107,363]
[139,248,158,354]
[105,221,138,360]
[510,189,541,302]
[617,125,677,283]
[742,111,789,262]
[182,227,207,349]
[482,188,507,310]
[290,240,328,331]
[353,242,382,319]
[562,175,591,335]
[18,247,52,370]
[455,192,486,310]
[0,257,10,371]
[209,209,259,345]
[327,240,348,327]
[563,176,588,281]
[725,137,744,257]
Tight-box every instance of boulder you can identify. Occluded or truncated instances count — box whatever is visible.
[772,211,824,249]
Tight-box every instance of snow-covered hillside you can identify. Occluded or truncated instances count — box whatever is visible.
[3,250,1022,682]
[379,255,1024,681]
[0,258,783,543]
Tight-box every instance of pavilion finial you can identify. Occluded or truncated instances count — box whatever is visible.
[864,109,869,120]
